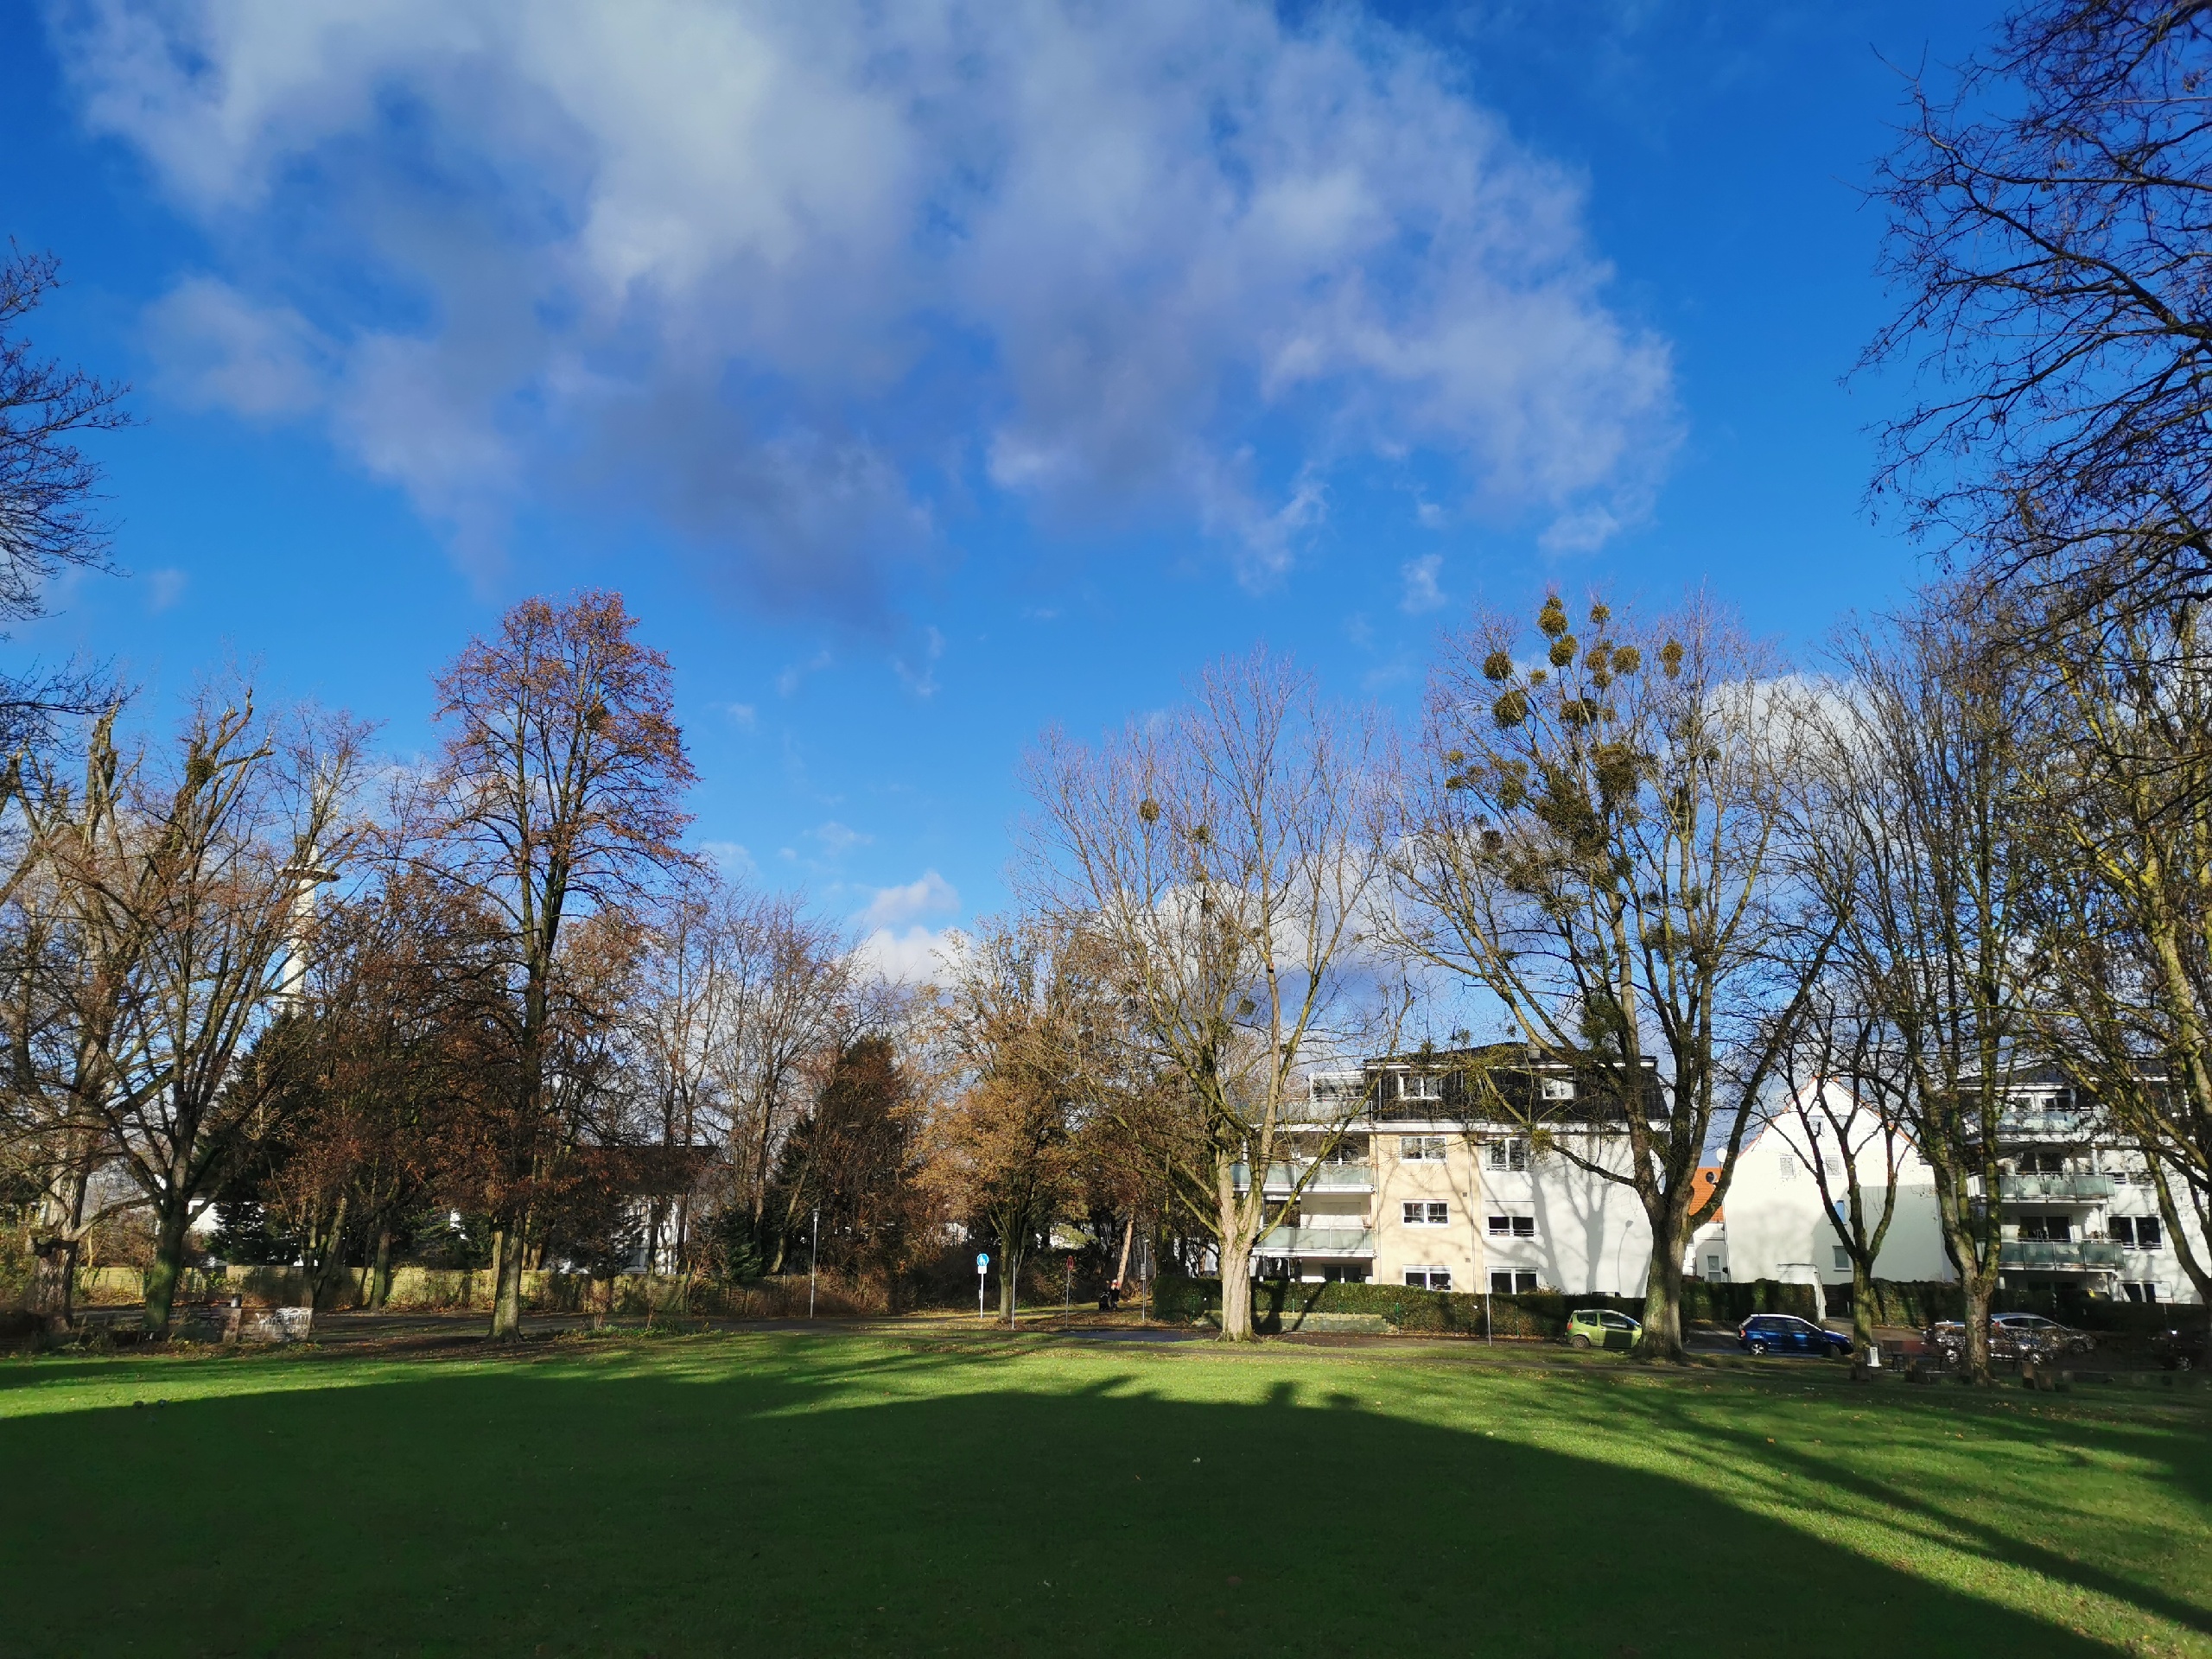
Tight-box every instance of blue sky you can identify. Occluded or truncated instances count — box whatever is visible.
[3,1,1992,975]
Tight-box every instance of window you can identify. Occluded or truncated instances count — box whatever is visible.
[2138,1217,2164,1250]
[1541,1076,1575,1101]
[1487,1213,1535,1238]
[2122,1281,2160,1304]
[1832,1247,1850,1273]
[1401,1073,1442,1102]
[2111,1216,2134,1246]
[1705,1253,1723,1279]
[1400,1135,1447,1162]
[1489,1270,1538,1294]
[2019,1214,2071,1243]
[1404,1201,1449,1226]
[1486,1138,1529,1172]
[1404,1268,1452,1291]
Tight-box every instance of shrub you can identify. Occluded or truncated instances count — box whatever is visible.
[1152,1274,1821,1336]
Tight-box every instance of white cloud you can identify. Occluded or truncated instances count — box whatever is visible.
[1540,504,1623,555]
[860,868,959,931]
[858,924,963,987]
[698,838,757,878]
[713,701,758,729]
[57,0,1675,608]
[143,567,189,613]
[776,649,833,697]
[1399,552,1445,614]
[145,277,327,418]
[810,820,871,857]
[893,626,944,698]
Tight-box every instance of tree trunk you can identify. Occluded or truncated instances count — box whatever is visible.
[308,1194,350,1310]
[370,1226,394,1311]
[1000,1244,1023,1325]
[488,1223,524,1339]
[1637,1236,1685,1362]
[1850,1255,1878,1355]
[28,1238,78,1329]
[142,1198,192,1335]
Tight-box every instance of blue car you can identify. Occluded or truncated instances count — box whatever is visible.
[1738,1313,1852,1358]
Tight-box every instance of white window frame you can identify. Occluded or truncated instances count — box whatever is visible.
[1541,1076,1575,1102]
[1403,1200,1449,1227]
[1400,1135,1447,1162]
[1401,1072,1443,1103]
[1486,1138,1530,1173]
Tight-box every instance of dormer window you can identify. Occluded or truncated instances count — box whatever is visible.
[1402,1073,1442,1103]
[1541,1077,1575,1102]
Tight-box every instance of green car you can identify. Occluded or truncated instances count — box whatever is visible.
[1566,1307,1642,1351]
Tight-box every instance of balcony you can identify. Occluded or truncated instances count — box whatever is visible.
[1999,1240,2125,1271]
[1253,1225,1376,1259]
[1997,1173,2117,1203]
[1231,1162,1376,1195]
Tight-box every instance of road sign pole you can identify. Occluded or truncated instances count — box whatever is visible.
[809,1206,818,1319]
[976,1250,989,1320]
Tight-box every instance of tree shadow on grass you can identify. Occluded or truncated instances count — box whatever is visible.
[1558,1372,2212,1645]
[0,1348,2142,1659]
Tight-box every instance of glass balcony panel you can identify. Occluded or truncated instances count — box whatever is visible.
[1998,1239,2125,1269]
[1254,1225,1376,1258]
[1234,1161,1376,1193]
[1995,1173,2117,1202]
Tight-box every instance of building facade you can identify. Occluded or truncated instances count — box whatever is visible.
[1249,1049,1658,1296]
[1246,1055,2206,1306]
[1971,1068,2204,1306]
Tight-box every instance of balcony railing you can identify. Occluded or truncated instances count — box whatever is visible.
[1994,1108,2091,1137]
[1253,1225,1376,1258]
[1999,1240,2124,1270]
[1996,1173,2117,1202]
[1231,1162,1376,1194]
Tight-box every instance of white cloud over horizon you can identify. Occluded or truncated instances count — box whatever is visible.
[859,868,960,931]
[57,0,1677,613]
[857,923,963,987]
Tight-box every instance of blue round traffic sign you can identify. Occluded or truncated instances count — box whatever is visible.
[976,1252,989,1270]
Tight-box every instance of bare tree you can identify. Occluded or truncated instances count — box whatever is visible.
[50,690,363,1332]
[1761,980,1915,1356]
[2025,587,2212,1328]
[1392,594,1828,1361]
[0,245,129,744]
[1866,2,2212,613]
[412,591,696,1339]
[699,889,854,1251]
[0,712,144,1326]
[1810,594,2044,1383]
[1023,649,1390,1343]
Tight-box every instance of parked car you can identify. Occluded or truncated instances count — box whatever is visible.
[2152,1325,2205,1371]
[1566,1307,1641,1351]
[1738,1313,1852,1357]
[1923,1313,2094,1363]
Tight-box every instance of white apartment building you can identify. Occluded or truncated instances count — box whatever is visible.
[1248,1048,1659,1296]
[1701,1096,1952,1291]
[1247,1053,2206,1307]
[1967,1067,2204,1306]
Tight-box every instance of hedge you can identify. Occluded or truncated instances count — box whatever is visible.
[1152,1274,1819,1338]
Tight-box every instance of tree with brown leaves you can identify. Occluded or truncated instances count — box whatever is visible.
[411,591,696,1338]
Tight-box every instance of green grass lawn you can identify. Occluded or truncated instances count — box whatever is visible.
[1,1326,2207,1657]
